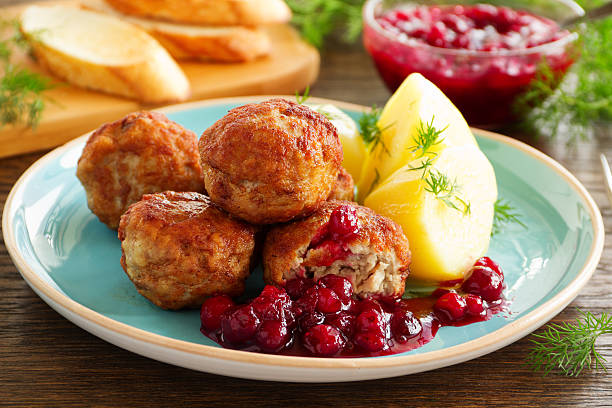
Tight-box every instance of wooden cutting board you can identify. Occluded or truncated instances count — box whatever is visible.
[0,1,320,158]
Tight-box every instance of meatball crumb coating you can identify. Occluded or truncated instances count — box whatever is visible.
[77,111,205,229]
[118,191,257,310]
[328,167,355,201]
[199,98,343,225]
[263,200,411,298]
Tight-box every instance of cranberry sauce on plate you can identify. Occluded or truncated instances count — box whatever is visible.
[363,3,576,125]
[200,257,508,357]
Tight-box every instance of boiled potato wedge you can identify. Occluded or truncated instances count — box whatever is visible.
[357,73,476,201]
[364,144,497,282]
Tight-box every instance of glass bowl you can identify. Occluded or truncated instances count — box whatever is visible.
[363,0,583,126]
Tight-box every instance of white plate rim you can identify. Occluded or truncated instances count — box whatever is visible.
[2,96,605,380]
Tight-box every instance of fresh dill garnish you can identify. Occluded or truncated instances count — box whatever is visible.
[0,19,52,129]
[406,118,445,176]
[527,309,612,376]
[515,0,612,142]
[424,169,471,215]
[492,198,527,236]
[407,155,436,175]
[409,117,446,158]
[295,86,310,104]
[369,168,381,193]
[285,0,364,49]
[358,105,390,155]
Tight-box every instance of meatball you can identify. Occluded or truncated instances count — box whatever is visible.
[199,98,343,225]
[263,200,411,298]
[328,167,354,201]
[77,111,204,229]
[118,191,257,310]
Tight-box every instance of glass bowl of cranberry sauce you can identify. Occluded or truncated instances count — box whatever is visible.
[363,0,583,126]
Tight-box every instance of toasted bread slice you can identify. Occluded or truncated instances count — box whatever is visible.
[20,5,190,104]
[103,0,291,26]
[82,0,270,62]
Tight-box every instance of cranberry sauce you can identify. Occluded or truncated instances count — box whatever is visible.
[200,257,508,357]
[364,3,576,125]
[377,5,568,51]
[307,205,361,267]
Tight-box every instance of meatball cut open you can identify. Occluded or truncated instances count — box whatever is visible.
[77,111,205,229]
[199,98,343,225]
[118,191,257,310]
[328,167,355,202]
[263,200,411,298]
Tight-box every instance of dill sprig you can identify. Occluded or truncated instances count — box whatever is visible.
[295,86,310,104]
[492,198,527,236]
[408,155,436,174]
[368,168,381,194]
[404,119,471,215]
[285,0,364,49]
[409,117,446,158]
[358,105,390,155]
[424,169,471,215]
[1,19,52,129]
[527,310,612,376]
[515,0,612,142]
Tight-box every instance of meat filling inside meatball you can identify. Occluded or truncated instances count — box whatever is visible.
[268,203,409,297]
[289,233,406,298]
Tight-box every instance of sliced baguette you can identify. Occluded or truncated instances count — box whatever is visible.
[20,5,190,104]
[103,0,292,26]
[82,0,271,62]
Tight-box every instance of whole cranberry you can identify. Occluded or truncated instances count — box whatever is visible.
[295,285,319,314]
[326,312,356,337]
[200,295,235,331]
[474,256,503,275]
[355,309,386,335]
[328,205,360,241]
[317,287,342,314]
[299,311,326,332]
[462,261,504,302]
[303,324,345,356]
[251,285,292,322]
[255,320,290,353]
[465,294,485,317]
[391,309,422,342]
[221,305,260,344]
[354,331,387,352]
[285,277,314,300]
[355,298,384,315]
[434,292,467,322]
[318,274,353,302]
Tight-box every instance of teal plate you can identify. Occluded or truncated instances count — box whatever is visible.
[2,97,604,382]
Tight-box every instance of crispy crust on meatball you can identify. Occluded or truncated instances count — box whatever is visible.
[199,98,343,225]
[263,200,411,297]
[77,111,204,229]
[328,167,354,201]
[118,191,257,310]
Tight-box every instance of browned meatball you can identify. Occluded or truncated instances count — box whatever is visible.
[77,111,205,229]
[199,98,343,225]
[328,167,354,201]
[118,191,257,310]
[263,200,411,298]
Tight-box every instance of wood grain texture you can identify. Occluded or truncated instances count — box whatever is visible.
[1,37,612,408]
[0,1,319,158]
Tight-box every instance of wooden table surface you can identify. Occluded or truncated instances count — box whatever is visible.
[1,4,612,407]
